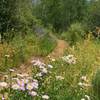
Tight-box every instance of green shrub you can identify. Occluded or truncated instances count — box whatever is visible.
[61,22,85,45]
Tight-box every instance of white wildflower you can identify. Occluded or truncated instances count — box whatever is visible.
[78,82,83,86]
[26,81,38,90]
[85,95,90,100]
[56,76,64,80]
[29,91,38,96]
[48,64,53,69]
[47,55,51,58]
[12,84,20,90]
[78,82,91,87]
[41,68,48,74]
[17,79,25,87]
[51,58,56,62]
[81,76,87,81]
[42,95,49,100]
[0,82,8,88]
[39,65,45,69]
[62,55,76,64]
[83,83,91,87]
[32,59,45,67]
[9,69,15,72]
[5,55,10,58]
[26,83,34,90]
[36,73,43,77]
[32,79,38,83]
[81,98,85,100]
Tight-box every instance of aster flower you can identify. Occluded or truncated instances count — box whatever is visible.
[29,91,38,97]
[32,81,39,89]
[26,83,34,91]
[22,78,29,84]
[17,79,25,87]
[41,68,48,74]
[26,81,38,91]
[62,55,76,64]
[32,59,45,67]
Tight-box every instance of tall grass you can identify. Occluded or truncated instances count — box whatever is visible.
[43,39,100,100]
[0,33,56,71]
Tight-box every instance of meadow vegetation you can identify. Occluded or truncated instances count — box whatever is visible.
[0,0,100,100]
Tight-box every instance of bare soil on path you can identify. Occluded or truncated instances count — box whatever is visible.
[0,35,68,79]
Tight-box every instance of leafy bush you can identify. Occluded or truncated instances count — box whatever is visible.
[61,23,85,45]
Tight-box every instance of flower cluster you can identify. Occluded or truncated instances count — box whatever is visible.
[0,82,8,90]
[32,59,53,77]
[78,76,91,100]
[12,77,39,93]
[62,54,76,64]
[81,95,90,100]
[0,65,51,100]
[78,76,91,88]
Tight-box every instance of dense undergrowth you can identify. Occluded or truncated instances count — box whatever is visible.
[47,40,100,100]
[0,33,56,71]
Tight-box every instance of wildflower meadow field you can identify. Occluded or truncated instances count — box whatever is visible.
[0,0,100,100]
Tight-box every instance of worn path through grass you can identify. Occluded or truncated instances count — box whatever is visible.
[16,34,68,75]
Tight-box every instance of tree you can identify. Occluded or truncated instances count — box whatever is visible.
[0,0,34,42]
[87,0,100,30]
[33,0,87,32]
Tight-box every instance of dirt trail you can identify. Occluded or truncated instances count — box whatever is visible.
[17,32,68,74]
[48,39,68,58]
[16,38,68,74]
[0,35,68,79]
